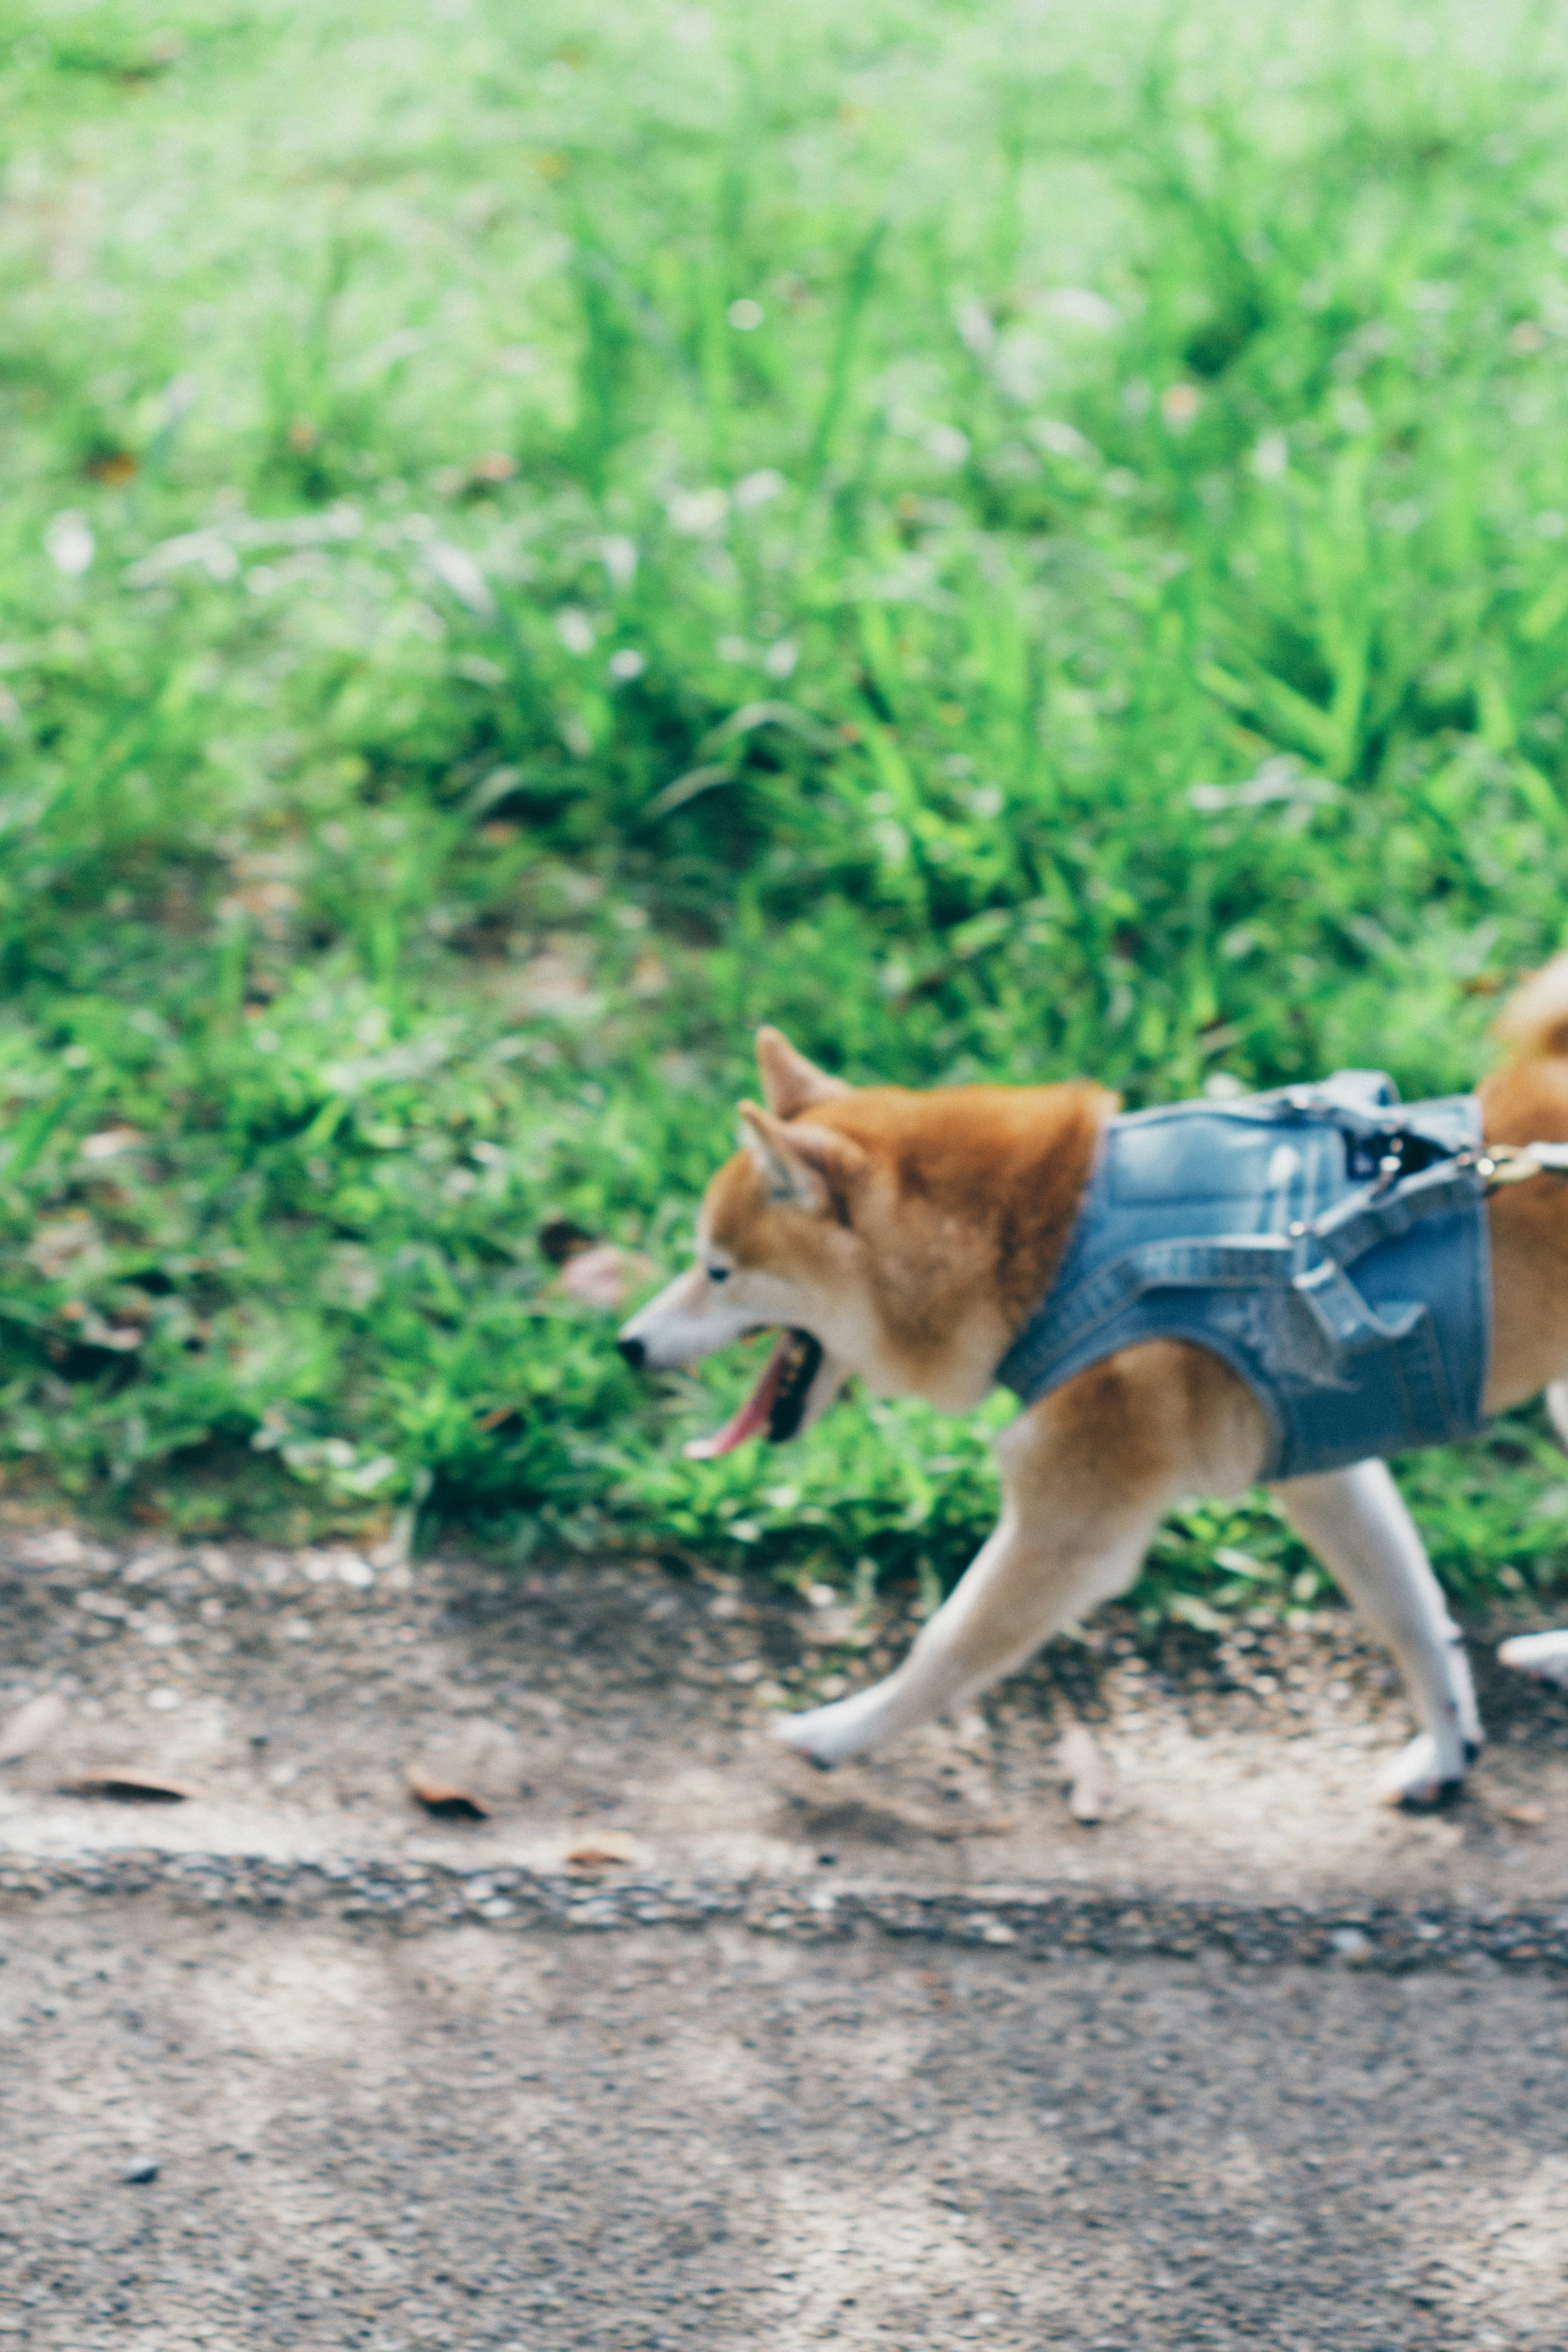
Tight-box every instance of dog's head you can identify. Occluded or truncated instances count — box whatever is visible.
[617,1029,1109,1459]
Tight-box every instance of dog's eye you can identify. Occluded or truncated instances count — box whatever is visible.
[706,1265,731,1283]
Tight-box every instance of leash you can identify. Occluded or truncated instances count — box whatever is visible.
[1343,1113,1568,1196]
[1463,1141,1568,1189]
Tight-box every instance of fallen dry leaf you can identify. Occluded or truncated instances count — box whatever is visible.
[408,1776,491,1821]
[565,1831,636,1870]
[28,1213,101,1280]
[80,1126,144,1162]
[60,1773,200,1804]
[1496,1800,1549,1829]
[84,449,138,486]
[517,951,595,1014]
[537,1217,597,1265]
[0,1691,70,1764]
[894,1805,1015,1841]
[794,1793,1014,1845]
[557,1243,652,1312]
[1058,1717,1117,1824]
[474,1403,519,1432]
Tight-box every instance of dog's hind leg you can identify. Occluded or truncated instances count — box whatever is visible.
[1492,1382,1568,1687]
[1545,1378,1568,1455]
[1497,1628,1568,1686]
[1492,1380,1568,1686]
[1270,1461,1479,1806]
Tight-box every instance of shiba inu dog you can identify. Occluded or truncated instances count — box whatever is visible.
[619,960,1568,1807]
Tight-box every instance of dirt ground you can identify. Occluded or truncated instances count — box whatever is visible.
[3,1520,1568,1900]
[4,1519,1568,2348]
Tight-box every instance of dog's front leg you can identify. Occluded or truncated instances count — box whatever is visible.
[775,1500,1160,1768]
[1270,1461,1480,1806]
[774,1350,1223,1768]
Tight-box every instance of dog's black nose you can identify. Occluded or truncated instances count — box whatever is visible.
[617,1336,646,1370]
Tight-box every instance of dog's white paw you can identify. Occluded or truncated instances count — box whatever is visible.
[1498,1630,1568,1689]
[1378,1731,1468,1811]
[774,1686,890,1769]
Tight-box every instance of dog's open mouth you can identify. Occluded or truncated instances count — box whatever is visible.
[683,1330,825,1460]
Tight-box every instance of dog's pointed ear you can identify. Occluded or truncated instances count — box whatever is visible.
[755,1027,854,1119]
[738,1101,864,1216]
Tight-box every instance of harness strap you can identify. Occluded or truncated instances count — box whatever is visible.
[1010,1120,1497,1381]
[996,1076,1498,1468]
[1312,1160,1487,1263]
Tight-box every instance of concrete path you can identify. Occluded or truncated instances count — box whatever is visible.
[5,1899,1568,2350]
[4,1516,1568,2347]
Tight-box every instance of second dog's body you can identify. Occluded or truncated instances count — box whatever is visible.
[620,962,1568,1805]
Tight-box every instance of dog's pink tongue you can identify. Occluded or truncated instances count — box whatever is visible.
[683,1334,792,1460]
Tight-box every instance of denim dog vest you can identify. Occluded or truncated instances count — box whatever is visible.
[995,1072,1491,1480]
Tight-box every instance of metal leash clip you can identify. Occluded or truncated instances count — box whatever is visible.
[1367,1143,1407,1197]
[1464,1141,1568,1189]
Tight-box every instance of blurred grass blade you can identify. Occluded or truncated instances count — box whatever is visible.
[805,219,886,487]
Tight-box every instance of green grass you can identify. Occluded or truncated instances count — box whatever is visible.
[5,0,1568,1617]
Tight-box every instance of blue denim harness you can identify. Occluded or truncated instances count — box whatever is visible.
[994,1072,1491,1479]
